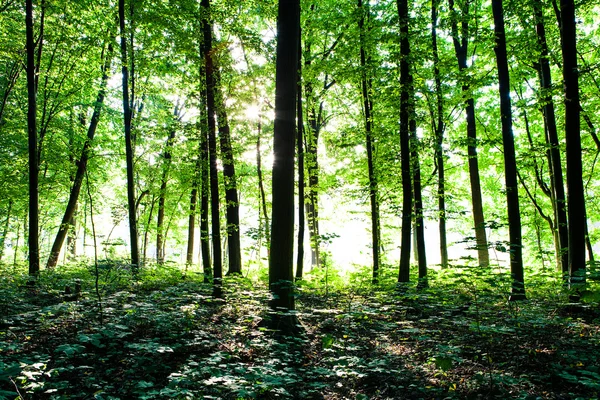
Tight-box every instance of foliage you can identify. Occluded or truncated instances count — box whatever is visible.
[1,263,599,399]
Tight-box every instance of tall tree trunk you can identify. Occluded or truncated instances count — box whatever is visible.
[533,0,568,276]
[432,0,448,269]
[397,0,412,283]
[214,69,242,275]
[156,106,179,264]
[256,115,270,247]
[411,111,427,287]
[448,0,489,267]
[0,199,12,262]
[269,0,300,333]
[119,0,140,271]
[200,117,211,282]
[202,0,222,297]
[296,32,305,280]
[46,43,112,269]
[186,188,198,267]
[560,0,586,296]
[491,0,526,300]
[358,0,380,283]
[26,0,40,279]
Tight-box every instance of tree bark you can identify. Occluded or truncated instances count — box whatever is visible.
[296,32,305,280]
[432,0,448,269]
[560,0,586,297]
[269,0,300,333]
[358,0,380,283]
[448,0,489,267]
[201,0,222,297]
[156,106,179,264]
[397,0,412,283]
[0,199,12,262]
[46,43,112,269]
[26,0,40,279]
[491,0,525,300]
[533,0,568,276]
[214,68,242,275]
[119,0,140,271]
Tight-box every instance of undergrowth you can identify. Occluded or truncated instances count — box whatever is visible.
[0,260,599,399]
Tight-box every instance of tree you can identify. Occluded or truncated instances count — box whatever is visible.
[491,0,525,300]
[269,0,300,332]
[46,41,113,269]
[296,31,305,280]
[26,0,41,279]
[532,0,568,276]
[448,0,490,267]
[215,67,242,275]
[358,0,381,283]
[560,0,586,296]
[397,0,412,284]
[431,0,448,269]
[201,0,223,297]
[119,0,140,271]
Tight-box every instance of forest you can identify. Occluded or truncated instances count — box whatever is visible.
[1,0,600,398]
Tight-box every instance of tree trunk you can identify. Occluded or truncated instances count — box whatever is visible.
[269,0,300,333]
[560,0,586,297]
[411,112,427,287]
[397,0,412,283]
[296,32,305,280]
[256,116,270,247]
[214,69,242,275]
[186,188,198,267]
[448,0,489,267]
[156,106,179,264]
[533,0,568,276]
[0,199,12,262]
[26,0,40,279]
[119,0,140,271]
[432,0,448,269]
[46,43,112,269]
[491,0,525,300]
[303,31,320,269]
[202,0,222,297]
[358,0,381,283]
[200,116,212,283]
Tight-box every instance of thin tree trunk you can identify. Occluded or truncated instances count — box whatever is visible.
[304,29,320,269]
[397,0,412,283]
[257,115,270,247]
[202,0,222,297]
[533,0,568,276]
[200,119,211,282]
[119,0,140,271]
[432,0,448,269]
[142,195,155,265]
[186,187,198,267]
[0,199,12,262]
[448,0,489,267]
[492,0,525,300]
[411,111,427,287]
[46,43,112,269]
[296,32,305,279]
[358,0,380,283]
[560,0,586,296]
[214,69,242,275]
[26,0,40,279]
[156,105,179,264]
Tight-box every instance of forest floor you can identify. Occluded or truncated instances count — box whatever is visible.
[1,263,600,399]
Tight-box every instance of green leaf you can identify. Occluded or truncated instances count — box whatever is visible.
[322,334,335,349]
[434,356,453,372]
